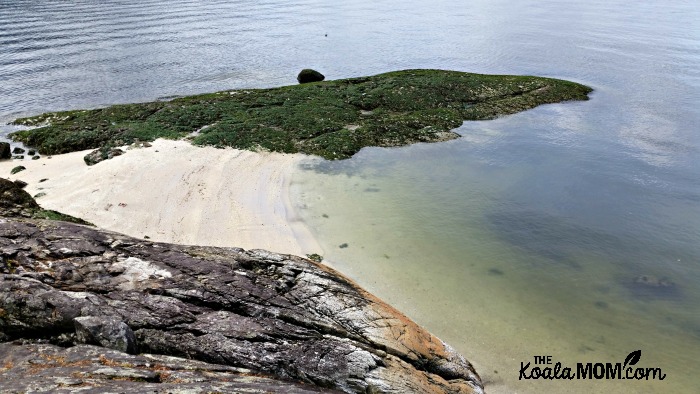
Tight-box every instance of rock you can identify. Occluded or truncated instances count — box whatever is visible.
[12,147,25,154]
[634,275,674,288]
[0,343,334,393]
[11,155,23,160]
[74,316,138,354]
[10,166,25,175]
[27,150,36,156]
[0,177,40,217]
[32,155,40,160]
[0,217,484,394]
[0,177,91,224]
[84,147,124,166]
[306,253,323,263]
[0,143,10,160]
[627,274,680,299]
[297,68,325,84]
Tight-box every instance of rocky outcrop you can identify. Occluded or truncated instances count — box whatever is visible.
[0,342,335,393]
[0,217,483,393]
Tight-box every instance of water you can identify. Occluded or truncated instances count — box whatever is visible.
[2,0,699,392]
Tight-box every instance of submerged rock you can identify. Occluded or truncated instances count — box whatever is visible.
[626,274,680,299]
[0,217,484,393]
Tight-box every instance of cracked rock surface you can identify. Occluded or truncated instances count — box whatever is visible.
[0,342,334,393]
[0,217,483,393]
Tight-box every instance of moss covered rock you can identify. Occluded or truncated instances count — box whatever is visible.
[0,177,92,225]
[11,69,592,160]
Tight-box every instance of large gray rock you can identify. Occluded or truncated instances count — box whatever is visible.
[0,217,484,394]
[74,315,138,354]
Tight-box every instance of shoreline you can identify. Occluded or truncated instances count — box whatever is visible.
[0,139,323,258]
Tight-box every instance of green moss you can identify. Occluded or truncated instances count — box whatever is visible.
[31,209,93,226]
[11,69,592,160]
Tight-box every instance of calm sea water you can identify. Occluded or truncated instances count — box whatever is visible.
[2,0,699,392]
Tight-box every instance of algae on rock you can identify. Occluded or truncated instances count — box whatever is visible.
[11,69,592,160]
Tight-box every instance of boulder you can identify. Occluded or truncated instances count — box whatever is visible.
[84,147,124,166]
[0,177,40,216]
[74,316,138,354]
[0,142,10,160]
[12,147,25,154]
[297,68,325,84]
[10,165,25,175]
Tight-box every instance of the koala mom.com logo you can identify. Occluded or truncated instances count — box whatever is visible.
[519,350,666,381]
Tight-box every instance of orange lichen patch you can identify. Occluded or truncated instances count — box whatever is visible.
[98,354,133,368]
[28,353,93,374]
[151,363,169,371]
[313,261,448,361]
[40,353,67,364]
[1,361,13,370]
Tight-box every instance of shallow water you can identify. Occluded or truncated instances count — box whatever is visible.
[2,0,699,392]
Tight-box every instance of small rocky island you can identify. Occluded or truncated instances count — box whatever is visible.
[1,69,592,392]
[10,69,591,160]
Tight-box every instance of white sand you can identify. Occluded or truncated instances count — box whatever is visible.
[0,139,322,256]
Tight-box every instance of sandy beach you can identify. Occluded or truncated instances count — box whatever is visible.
[0,139,322,257]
